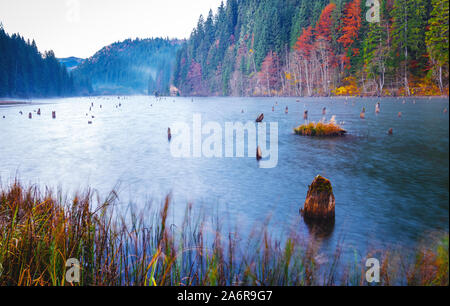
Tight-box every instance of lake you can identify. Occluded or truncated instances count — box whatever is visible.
[1,96,449,259]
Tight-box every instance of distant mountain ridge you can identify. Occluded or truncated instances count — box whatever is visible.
[73,38,182,95]
[58,57,85,71]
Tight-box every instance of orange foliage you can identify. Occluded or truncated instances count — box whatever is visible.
[315,3,336,42]
[338,0,361,69]
[294,26,314,58]
[338,0,361,49]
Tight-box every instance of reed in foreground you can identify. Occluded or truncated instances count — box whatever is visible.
[0,181,447,286]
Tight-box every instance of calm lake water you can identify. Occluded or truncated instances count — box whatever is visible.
[1,96,449,258]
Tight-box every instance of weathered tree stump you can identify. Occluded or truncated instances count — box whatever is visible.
[256,114,264,123]
[300,175,335,221]
[256,146,262,161]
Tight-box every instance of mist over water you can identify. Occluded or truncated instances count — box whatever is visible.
[0,96,448,258]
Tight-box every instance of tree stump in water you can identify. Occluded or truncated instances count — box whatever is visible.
[256,146,262,161]
[300,175,335,221]
[256,114,264,123]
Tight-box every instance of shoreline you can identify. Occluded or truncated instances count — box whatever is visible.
[0,100,32,105]
[1,95,449,102]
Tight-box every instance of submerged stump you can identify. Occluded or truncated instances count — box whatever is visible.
[300,175,335,221]
[256,146,262,161]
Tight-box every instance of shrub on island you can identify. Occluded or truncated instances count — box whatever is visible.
[294,122,347,137]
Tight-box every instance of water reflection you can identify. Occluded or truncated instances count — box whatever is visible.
[304,217,336,239]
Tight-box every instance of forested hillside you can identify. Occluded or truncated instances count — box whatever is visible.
[73,38,181,95]
[173,0,449,97]
[0,24,91,98]
[58,57,85,72]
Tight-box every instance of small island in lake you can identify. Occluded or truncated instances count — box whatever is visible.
[294,122,347,137]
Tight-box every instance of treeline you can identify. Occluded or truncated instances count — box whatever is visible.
[73,38,181,96]
[173,0,449,97]
[0,23,91,98]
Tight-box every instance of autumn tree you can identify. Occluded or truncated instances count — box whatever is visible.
[294,26,315,96]
[187,60,203,95]
[315,3,337,95]
[337,0,362,71]
[258,51,280,96]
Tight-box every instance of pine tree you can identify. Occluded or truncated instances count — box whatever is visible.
[391,0,428,95]
[426,0,449,92]
[0,25,78,98]
[290,1,311,47]
[363,0,389,95]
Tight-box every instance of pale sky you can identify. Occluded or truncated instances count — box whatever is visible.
[0,0,223,58]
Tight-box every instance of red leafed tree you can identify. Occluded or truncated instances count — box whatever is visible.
[187,60,203,94]
[314,3,338,67]
[315,3,336,42]
[294,26,314,58]
[258,51,280,95]
[314,3,338,95]
[338,0,361,48]
[338,0,361,69]
[293,26,315,96]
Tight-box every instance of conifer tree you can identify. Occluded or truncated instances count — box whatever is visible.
[426,0,449,92]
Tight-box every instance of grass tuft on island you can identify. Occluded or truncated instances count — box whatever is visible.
[295,122,347,137]
[0,181,448,286]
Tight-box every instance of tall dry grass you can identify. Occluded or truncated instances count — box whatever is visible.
[0,181,447,286]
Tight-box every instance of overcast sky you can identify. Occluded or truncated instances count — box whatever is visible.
[0,0,223,58]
